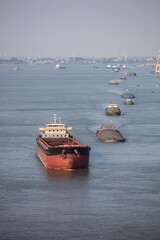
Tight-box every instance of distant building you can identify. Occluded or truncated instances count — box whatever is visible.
[155,50,160,74]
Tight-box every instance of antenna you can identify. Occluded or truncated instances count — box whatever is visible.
[54,114,56,123]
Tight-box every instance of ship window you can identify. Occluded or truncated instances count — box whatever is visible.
[53,135,54,137]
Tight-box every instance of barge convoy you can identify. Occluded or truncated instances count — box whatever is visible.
[36,115,90,170]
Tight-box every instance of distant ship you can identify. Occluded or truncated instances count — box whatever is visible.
[96,123,125,143]
[36,115,91,170]
[121,89,135,98]
[124,98,134,105]
[113,68,119,72]
[105,103,121,115]
[93,64,99,69]
[109,80,119,85]
[125,72,136,76]
[106,64,112,68]
[13,67,23,71]
[55,64,66,69]
[122,64,127,69]
[120,76,126,80]
[112,65,120,70]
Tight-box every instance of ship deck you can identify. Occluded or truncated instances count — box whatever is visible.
[37,136,87,148]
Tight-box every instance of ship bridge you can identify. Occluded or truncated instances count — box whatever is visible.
[39,115,72,138]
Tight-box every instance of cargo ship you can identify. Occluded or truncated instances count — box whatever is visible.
[124,98,134,105]
[109,80,119,85]
[96,123,125,143]
[36,115,91,170]
[105,103,121,115]
[121,89,135,98]
[125,72,136,76]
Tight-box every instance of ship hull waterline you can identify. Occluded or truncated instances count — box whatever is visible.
[37,139,90,171]
[106,111,121,116]
[124,103,134,105]
[98,139,126,143]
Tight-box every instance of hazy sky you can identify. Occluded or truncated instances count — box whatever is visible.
[0,0,160,57]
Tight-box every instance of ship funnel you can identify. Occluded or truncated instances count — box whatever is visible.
[54,114,56,123]
[59,117,61,124]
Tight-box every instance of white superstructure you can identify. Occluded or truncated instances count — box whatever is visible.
[39,115,72,138]
[101,124,116,130]
[107,104,118,108]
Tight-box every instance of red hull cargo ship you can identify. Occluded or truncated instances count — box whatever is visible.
[36,115,91,170]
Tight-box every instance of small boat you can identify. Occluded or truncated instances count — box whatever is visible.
[121,89,135,98]
[93,64,99,69]
[112,65,120,70]
[106,103,121,115]
[113,68,119,72]
[122,64,127,69]
[106,64,112,68]
[96,123,125,143]
[56,64,66,69]
[124,98,134,105]
[125,72,136,76]
[109,80,119,85]
[36,115,91,170]
[13,67,23,71]
[120,76,126,80]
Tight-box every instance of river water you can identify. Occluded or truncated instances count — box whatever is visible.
[0,63,160,240]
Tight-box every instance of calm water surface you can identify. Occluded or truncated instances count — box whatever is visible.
[0,63,160,240]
